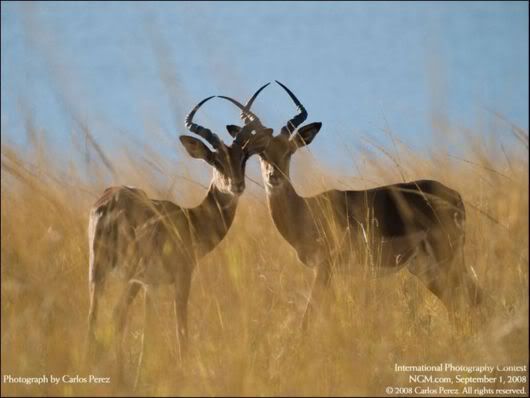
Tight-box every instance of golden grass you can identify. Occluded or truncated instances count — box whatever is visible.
[1,120,528,396]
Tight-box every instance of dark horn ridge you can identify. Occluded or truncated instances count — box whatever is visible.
[275,80,308,134]
[184,95,222,148]
[243,82,271,121]
[217,95,267,146]
[217,96,259,123]
[184,95,215,129]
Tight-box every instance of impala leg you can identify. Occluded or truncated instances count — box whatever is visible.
[410,235,483,330]
[454,246,483,309]
[409,264,449,308]
[446,247,488,330]
[408,238,454,302]
[136,286,155,391]
[113,281,142,386]
[302,263,332,331]
[174,268,192,361]
[86,279,105,365]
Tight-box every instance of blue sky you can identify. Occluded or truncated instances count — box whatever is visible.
[1,1,528,173]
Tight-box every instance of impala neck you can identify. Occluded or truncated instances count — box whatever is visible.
[261,166,307,245]
[188,180,239,255]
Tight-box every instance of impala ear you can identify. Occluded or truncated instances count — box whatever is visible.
[290,122,322,149]
[179,135,215,165]
[226,125,242,137]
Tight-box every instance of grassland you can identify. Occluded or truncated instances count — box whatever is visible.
[1,116,528,396]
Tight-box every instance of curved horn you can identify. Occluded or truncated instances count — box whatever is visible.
[184,96,222,148]
[242,82,271,123]
[217,96,267,146]
[217,96,261,125]
[275,80,308,135]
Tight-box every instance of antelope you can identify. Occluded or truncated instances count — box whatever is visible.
[86,96,270,382]
[220,81,483,329]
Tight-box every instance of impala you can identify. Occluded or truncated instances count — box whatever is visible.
[220,81,483,329]
[86,96,270,381]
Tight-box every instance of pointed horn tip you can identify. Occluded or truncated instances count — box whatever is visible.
[275,80,296,95]
[244,82,272,108]
[274,80,287,90]
[275,80,293,92]
[253,82,271,93]
[194,95,216,106]
[186,95,216,116]
[218,96,252,111]
[275,80,306,111]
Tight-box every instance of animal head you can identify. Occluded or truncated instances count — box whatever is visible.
[179,96,271,196]
[219,81,322,191]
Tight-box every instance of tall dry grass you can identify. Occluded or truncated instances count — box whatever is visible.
[1,115,528,396]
